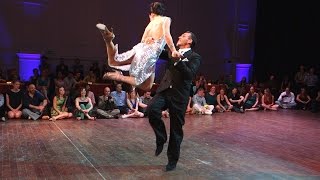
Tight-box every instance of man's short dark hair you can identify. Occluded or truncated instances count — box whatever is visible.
[186,31,197,49]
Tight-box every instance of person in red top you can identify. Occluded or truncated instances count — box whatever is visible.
[261,88,279,111]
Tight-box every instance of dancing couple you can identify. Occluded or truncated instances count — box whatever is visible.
[97,2,201,171]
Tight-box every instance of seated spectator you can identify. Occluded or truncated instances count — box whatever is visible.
[50,87,73,121]
[192,88,214,115]
[139,91,152,115]
[74,72,83,83]
[239,76,248,96]
[0,92,5,121]
[54,71,65,92]
[75,87,95,120]
[296,87,311,110]
[121,89,144,118]
[205,86,218,107]
[7,68,20,81]
[6,80,23,119]
[280,75,292,92]
[89,62,101,81]
[195,74,207,92]
[243,86,260,111]
[216,88,233,112]
[224,74,237,93]
[56,59,69,76]
[63,71,77,96]
[84,70,97,83]
[311,90,320,113]
[29,68,39,86]
[229,87,244,113]
[304,67,318,98]
[261,88,279,111]
[276,87,296,109]
[96,87,120,119]
[110,83,128,114]
[85,84,96,106]
[22,84,49,120]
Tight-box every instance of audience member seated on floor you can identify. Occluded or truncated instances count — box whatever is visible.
[192,88,214,115]
[75,87,95,120]
[311,90,320,113]
[36,69,51,103]
[243,86,260,111]
[261,88,279,111]
[29,68,39,85]
[50,87,73,121]
[0,92,5,122]
[229,87,244,113]
[216,88,233,113]
[296,87,311,110]
[205,86,218,108]
[6,80,23,119]
[85,84,96,106]
[121,89,144,118]
[22,84,49,120]
[139,91,152,115]
[110,83,128,114]
[96,87,120,119]
[276,87,296,109]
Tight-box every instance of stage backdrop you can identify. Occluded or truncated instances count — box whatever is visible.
[0,0,256,82]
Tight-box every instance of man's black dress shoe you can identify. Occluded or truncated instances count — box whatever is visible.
[165,162,177,171]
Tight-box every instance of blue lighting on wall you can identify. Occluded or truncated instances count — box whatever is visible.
[236,63,251,82]
[17,53,41,82]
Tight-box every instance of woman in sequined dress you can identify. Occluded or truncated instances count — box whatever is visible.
[97,2,181,91]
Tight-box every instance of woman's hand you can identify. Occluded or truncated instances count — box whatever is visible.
[171,50,182,60]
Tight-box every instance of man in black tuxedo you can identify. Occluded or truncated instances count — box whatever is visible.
[148,31,201,171]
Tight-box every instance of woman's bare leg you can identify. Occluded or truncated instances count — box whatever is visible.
[100,28,133,66]
[105,72,154,91]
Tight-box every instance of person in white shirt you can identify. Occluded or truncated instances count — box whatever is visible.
[276,87,297,109]
[192,88,214,115]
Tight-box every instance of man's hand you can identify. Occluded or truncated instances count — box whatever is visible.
[171,50,183,61]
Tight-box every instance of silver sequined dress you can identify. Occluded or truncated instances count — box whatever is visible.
[110,37,166,86]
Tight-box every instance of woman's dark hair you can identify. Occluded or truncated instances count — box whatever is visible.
[150,2,166,16]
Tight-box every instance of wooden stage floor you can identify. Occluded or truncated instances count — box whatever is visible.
[1,110,320,179]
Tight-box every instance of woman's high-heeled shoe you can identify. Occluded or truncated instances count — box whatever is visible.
[103,70,123,81]
[96,23,115,42]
